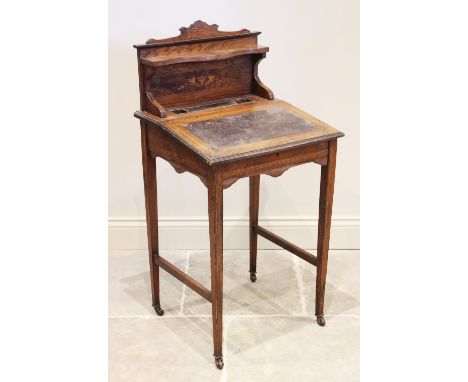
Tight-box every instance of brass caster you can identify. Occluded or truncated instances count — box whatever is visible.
[214,355,224,369]
[153,305,165,316]
[250,272,257,283]
[317,315,326,327]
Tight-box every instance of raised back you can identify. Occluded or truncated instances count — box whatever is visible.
[135,21,274,117]
[144,20,253,45]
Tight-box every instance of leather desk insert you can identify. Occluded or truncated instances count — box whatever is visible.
[135,98,342,164]
[185,108,317,149]
[133,21,345,370]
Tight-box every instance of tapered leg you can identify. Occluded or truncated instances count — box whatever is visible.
[140,122,163,316]
[208,170,224,369]
[249,175,260,282]
[315,140,337,326]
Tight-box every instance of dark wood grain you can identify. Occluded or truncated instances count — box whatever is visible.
[144,56,253,107]
[208,169,224,369]
[146,123,209,186]
[134,21,344,369]
[315,140,337,327]
[139,36,261,61]
[140,121,163,315]
[221,141,329,181]
[144,20,254,45]
[249,175,260,282]
[252,53,274,99]
[154,255,212,302]
[145,91,167,117]
[141,46,268,67]
[255,225,318,265]
[134,21,272,117]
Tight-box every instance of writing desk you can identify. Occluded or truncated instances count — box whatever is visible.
[133,21,344,369]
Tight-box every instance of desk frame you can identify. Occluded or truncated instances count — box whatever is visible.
[140,118,337,369]
[134,20,341,370]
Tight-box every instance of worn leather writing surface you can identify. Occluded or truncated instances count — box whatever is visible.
[185,108,318,149]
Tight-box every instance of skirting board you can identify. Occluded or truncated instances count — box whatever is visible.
[109,216,359,251]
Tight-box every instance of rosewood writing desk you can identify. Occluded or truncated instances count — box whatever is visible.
[133,21,344,369]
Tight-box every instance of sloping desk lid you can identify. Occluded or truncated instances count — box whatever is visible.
[135,96,344,164]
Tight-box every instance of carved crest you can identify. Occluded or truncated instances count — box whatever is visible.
[146,20,251,44]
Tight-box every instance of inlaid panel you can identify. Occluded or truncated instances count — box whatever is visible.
[144,56,252,107]
[184,108,318,149]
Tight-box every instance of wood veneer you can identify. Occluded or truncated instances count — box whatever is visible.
[133,20,344,370]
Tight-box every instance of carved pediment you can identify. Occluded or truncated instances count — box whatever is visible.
[146,20,252,44]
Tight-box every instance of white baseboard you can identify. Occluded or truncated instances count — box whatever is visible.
[109,216,359,250]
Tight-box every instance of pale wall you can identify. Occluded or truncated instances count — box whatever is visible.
[109,0,359,249]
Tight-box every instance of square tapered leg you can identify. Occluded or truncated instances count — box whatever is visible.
[315,140,337,326]
[208,170,224,369]
[249,175,260,282]
[140,123,163,316]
